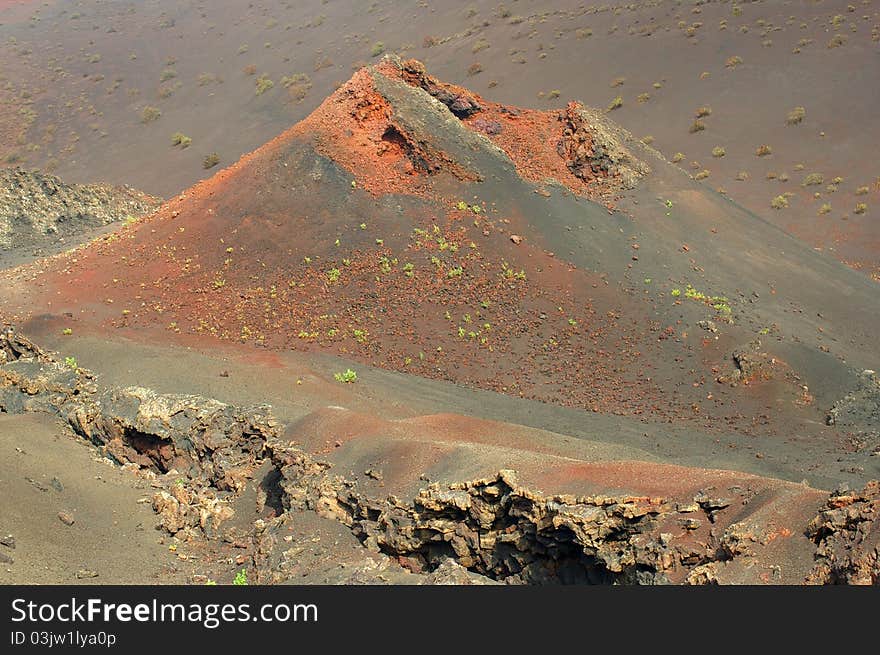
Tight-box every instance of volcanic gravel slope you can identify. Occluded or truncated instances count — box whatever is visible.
[2,57,879,468]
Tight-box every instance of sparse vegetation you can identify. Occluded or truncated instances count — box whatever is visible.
[171,132,191,148]
[711,146,725,158]
[255,74,274,95]
[472,38,490,53]
[771,195,789,209]
[786,106,806,125]
[281,73,312,102]
[334,368,358,383]
[203,153,220,169]
[197,73,222,86]
[371,41,385,57]
[854,203,867,215]
[755,144,772,157]
[689,120,706,134]
[140,106,161,123]
[607,96,623,112]
[725,55,743,68]
[695,106,712,118]
[802,173,824,187]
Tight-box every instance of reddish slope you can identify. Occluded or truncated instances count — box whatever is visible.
[8,59,674,417]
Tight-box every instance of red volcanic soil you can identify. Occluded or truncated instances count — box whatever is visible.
[393,60,625,200]
[7,61,678,419]
[292,59,623,202]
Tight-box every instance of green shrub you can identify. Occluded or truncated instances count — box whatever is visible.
[171,132,192,148]
[771,195,789,209]
[334,369,358,383]
[141,106,161,123]
[725,55,743,68]
[786,106,806,125]
[255,74,274,95]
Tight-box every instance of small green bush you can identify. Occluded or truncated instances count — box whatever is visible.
[334,369,358,383]
[771,195,789,209]
[725,55,743,68]
[255,74,274,95]
[786,106,806,125]
[171,132,192,148]
[141,106,161,123]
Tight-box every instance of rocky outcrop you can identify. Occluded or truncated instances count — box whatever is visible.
[0,167,160,250]
[0,328,275,539]
[557,102,648,190]
[716,339,778,386]
[4,327,880,585]
[67,386,276,492]
[826,370,880,439]
[0,329,93,414]
[807,482,880,584]
[263,439,780,584]
[399,58,483,118]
